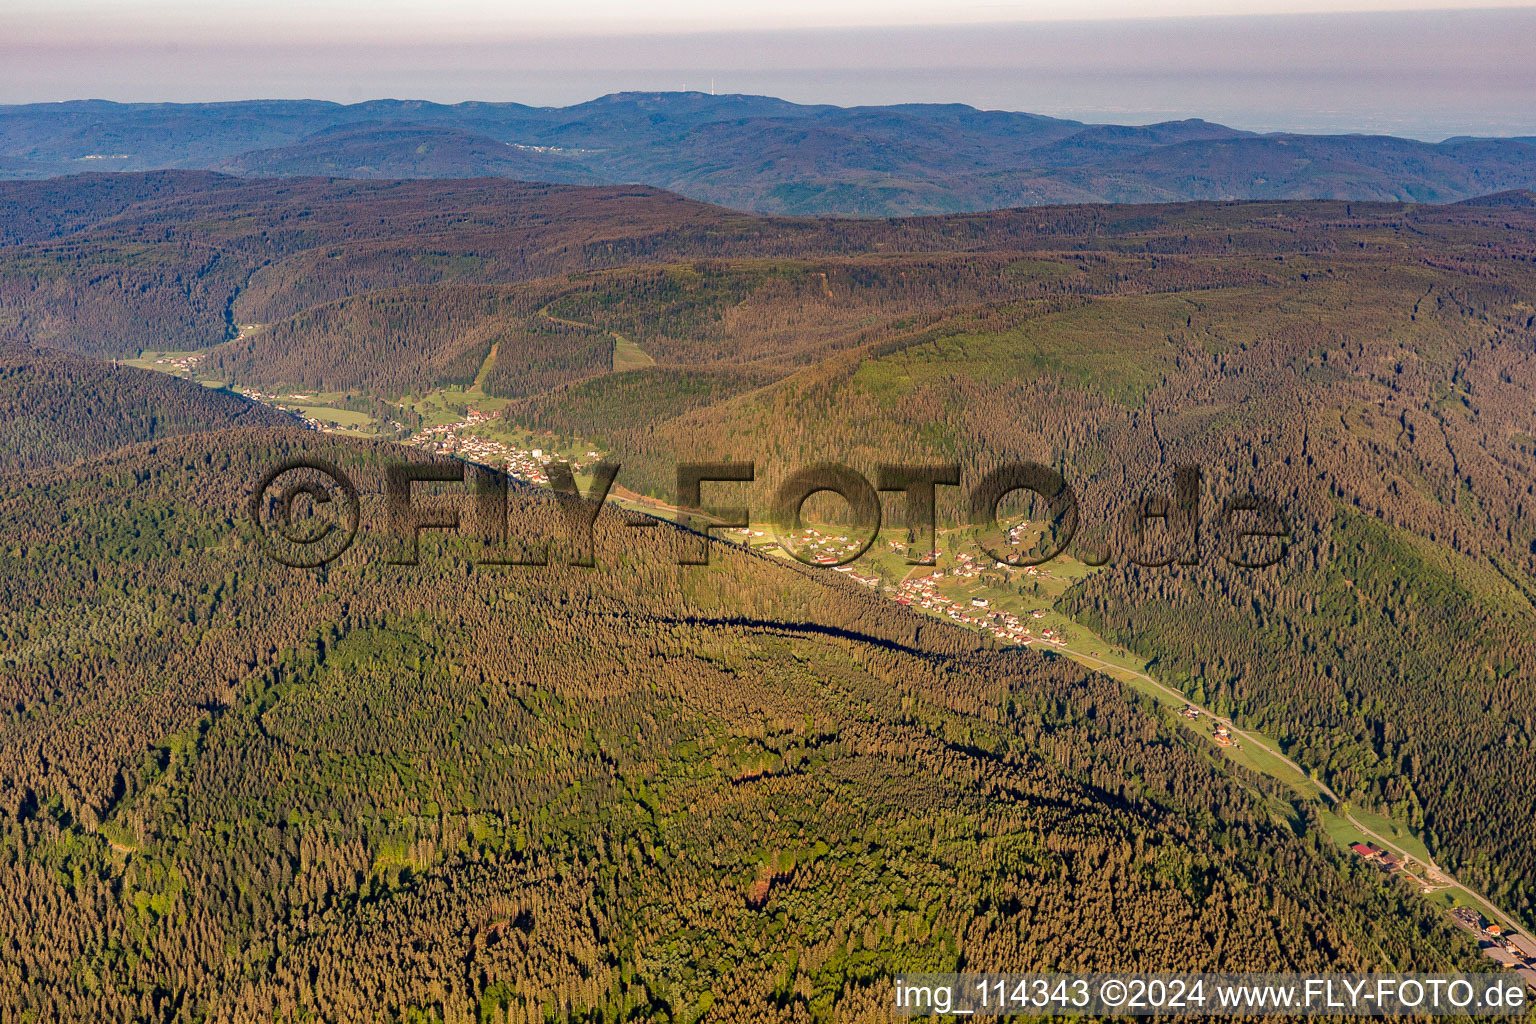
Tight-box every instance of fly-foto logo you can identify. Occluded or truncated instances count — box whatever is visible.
[250,458,1291,570]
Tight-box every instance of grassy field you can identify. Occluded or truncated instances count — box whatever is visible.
[471,342,500,391]
[407,387,512,428]
[286,404,375,430]
[1223,732,1323,802]
[611,333,655,372]
[124,351,203,373]
[1345,805,1438,865]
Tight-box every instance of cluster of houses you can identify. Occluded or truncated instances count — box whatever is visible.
[1349,841,1405,873]
[889,572,1065,647]
[949,551,1015,578]
[1351,839,1458,899]
[404,410,594,486]
[887,539,943,562]
[789,529,866,564]
[230,377,617,486]
[832,565,880,588]
[883,545,1052,579]
[950,552,987,578]
[1451,907,1536,983]
[296,412,346,432]
[987,522,1057,569]
[153,353,203,374]
[957,548,1056,580]
[234,386,283,404]
[232,387,358,433]
[1179,706,1239,748]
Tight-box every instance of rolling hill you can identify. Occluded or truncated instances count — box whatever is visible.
[0,343,292,471]
[4,93,1536,214]
[3,173,1536,1016]
[213,122,607,183]
[0,425,1491,1018]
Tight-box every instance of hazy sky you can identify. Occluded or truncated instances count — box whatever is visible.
[5,2,1536,138]
[11,0,1536,35]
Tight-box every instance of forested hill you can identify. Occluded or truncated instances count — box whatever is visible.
[4,172,1536,1014]
[0,427,1491,1018]
[0,344,292,471]
[8,172,1532,926]
[3,93,1536,214]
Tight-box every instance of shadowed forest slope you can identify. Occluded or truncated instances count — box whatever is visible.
[0,428,1491,1019]
[0,343,291,471]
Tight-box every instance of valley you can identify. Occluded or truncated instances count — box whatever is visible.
[5,172,1536,1016]
[128,339,1536,982]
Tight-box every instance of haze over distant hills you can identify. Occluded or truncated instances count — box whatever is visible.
[4,92,1536,215]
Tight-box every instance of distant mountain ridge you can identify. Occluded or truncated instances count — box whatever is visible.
[216,122,608,183]
[3,92,1536,214]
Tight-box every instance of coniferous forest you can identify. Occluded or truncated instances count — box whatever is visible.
[1,173,1534,1019]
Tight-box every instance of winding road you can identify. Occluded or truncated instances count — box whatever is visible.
[1054,643,1335,799]
[1054,642,1530,942]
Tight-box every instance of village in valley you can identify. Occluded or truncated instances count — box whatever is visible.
[886,555,1067,648]
[147,354,1095,669]
[128,347,1536,990]
[758,514,1093,654]
[402,407,604,486]
[126,347,601,482]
